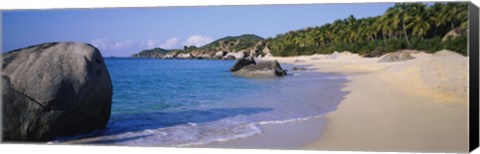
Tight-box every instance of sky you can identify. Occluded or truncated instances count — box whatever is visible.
[2,3,395,57]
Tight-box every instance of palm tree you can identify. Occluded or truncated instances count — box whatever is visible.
[381,10,397,40]
[443,2,468,30]
[374,17,388,47]
[344,15,358,43]
[365,17,378,41]
[389,3,412,46]
[405,4,431,39]
[429,3,447,33]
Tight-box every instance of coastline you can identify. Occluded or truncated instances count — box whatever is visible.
[201,50,469,153]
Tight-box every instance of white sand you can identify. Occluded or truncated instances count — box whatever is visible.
[267,50,469,152]
[203,50,469,153]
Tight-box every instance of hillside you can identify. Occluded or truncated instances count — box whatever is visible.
[132,48,171,58]
[132,2,468,59]
[200,34,264,51]
[132,34,268,59]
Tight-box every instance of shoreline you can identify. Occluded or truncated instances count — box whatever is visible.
[200,50,469,153]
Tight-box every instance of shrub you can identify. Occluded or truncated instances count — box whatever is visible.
[443,35,467,56]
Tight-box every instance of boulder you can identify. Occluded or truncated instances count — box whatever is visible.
[229,58,287,78]
[263,53,273,58]
[433,49,465,57]
[378,51,415,63]
[223,52,246,60]
[328,51,359,60]
[363,50,384,58]
[262,46,271,55]
[212,51,227,59]
[2,42,113,141]
[256,54,263,59]
[163,51,177,59]
[196,53,213,59]
[176,53,193,59]
[442,28,463,42]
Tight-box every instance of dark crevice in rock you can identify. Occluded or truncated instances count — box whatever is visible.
[95,58,103,64]
[3,76,92,123]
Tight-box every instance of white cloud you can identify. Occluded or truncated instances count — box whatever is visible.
[89,36,206,56]
[90,39,111,50]
[90,38,181,51]
[182,35,213,47]
[159,37,179,49]
[111,40,135,50]
[90,39,136,51]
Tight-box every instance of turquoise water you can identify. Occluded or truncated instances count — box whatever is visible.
[55,58,348,146]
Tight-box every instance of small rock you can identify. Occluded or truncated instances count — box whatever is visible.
[378,51,415,63]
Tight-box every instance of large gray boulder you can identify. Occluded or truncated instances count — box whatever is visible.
[229,58,287,78]
[378,51,415,63]
[2,42,113,141]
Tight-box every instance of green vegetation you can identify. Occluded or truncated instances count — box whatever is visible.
[134,48,170,56]
[267,2,468,56]
[133,2,468,58]
[134,34,265,57]
[201,34,264,51]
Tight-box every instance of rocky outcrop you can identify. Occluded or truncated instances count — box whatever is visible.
[442,28,464,42]
[198,54,214,59]
[261,45,272,58]
[363,50,384,58]
[163,52,177,59]
[131,34,266,60]
[2,42,113,141]
[223,52,248,60]
[176,53,193,59]
[378,51,415,63]
[229,58,287,78]
[212,51,227,59]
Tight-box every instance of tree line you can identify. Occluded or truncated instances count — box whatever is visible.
[266,2,468,56]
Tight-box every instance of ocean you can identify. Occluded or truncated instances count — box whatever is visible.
[53,58,348,146]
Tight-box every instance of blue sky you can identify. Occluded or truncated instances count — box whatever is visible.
[2,3,395,57]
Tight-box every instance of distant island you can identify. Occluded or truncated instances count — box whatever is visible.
[132,34,268,59]
[131,3,468,59]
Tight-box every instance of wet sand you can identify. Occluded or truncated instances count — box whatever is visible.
[202,50,469,153]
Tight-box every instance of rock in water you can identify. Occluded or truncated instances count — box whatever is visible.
[229,58,287,78]
[378,51,415,63]
[2,42,113,141]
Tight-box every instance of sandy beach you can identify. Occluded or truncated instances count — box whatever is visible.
[204,50,469,153]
